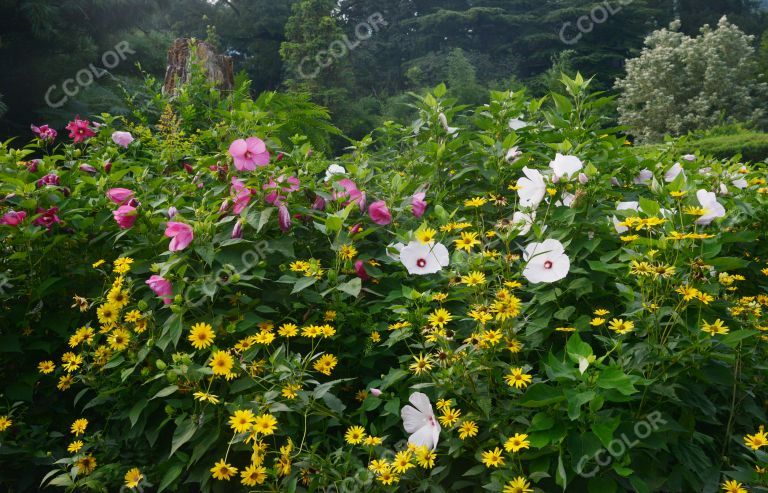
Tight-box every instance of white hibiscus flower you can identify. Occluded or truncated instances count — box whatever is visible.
[732,178,748,189]
[401,392,441,450]
[511,211,535,235]
[324,164,347,181]
[399,241,449,275]
[516,167,546,209]
[522,239,570,284]
[696,190,726,226]
[505,146,523,163]
[549,153,583,180]
[634,169,653,184]
[664,163,684,182]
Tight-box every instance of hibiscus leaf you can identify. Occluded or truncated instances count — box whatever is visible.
[291,276,317,294]
[337,278,361,297]
[169,416,196,457]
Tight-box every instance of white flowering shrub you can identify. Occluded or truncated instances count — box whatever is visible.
[616,16,768,142]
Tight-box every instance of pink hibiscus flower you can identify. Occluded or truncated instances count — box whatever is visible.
[368,200,391,225]
[106,188,134,205]
[277,202,291,232]
[230,177,252,215]
[1,210,27,226]
[411,192,427,218]
[113,204,138,229]
[333,179,366,210]
[263,175,300,204]
[111,131,134,148]
[146,275,173,304]
[31,124,57,141]
[165,221,194,251]
[355,260,370,281]
[228,137,270,171]
[65,117,96,143]
[33,207,61,229]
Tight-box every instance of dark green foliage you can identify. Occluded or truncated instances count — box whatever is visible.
[692,132,768,162]
[0,0,766,142]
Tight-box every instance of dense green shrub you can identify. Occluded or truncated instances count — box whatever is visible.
[691,132,768,163]
[1,73,767,493]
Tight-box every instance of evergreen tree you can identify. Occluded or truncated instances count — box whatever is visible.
[280,0,354,103]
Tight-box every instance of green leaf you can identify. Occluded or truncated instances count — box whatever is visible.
[462,464,486,476]
[592,416,620,448]
[158,462,184,492]
[556,453,567,490]
[545,353,578,382]
[337,277,361,297]
[519,383,566,407]
[707,257,749,270]
[151,385,178,400]
[639,197,660,216]
[554,306,576,321]
[565,390,596,420]
[596,367,638,396]
[257,207,274,233]
[383,397,400,417]
[325,214,343,233]
[529,412,555,432]
[720,329,758,347]
[128,399,147,427]
[588,477,618,493]
[291,276,317,294]
[169,416,197,457]
[380,368,408,390]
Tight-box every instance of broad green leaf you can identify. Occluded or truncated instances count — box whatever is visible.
[337,277,361,297]
[596,367,639,396]
[292,276,317,294]
[151,385,178,400]
[519,383,566,407]
[169,417,196,457]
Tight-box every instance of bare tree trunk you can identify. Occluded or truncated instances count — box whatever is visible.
[162,38,234,95]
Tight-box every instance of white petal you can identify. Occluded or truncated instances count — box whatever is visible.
[664,163,684,182]
[431,242,450,267]
[578,357,589,374]
[617,201,639,211]
[401,405,426,434]
[408,392,434,417]
[511,211,533,235]
[408,425,435,449]
[508,118,527,130]
[549,154,583,179]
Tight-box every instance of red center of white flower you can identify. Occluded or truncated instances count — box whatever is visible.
[416,258,427,268]
[543,260,553,269]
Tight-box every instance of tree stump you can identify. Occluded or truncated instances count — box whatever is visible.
[162,38,234,95]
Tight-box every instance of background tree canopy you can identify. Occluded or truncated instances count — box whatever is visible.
[1,0,767,142]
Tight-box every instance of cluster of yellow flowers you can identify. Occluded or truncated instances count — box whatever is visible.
[38,258,147,391]
[210,411,285,486]
[367,443,437,485]
[289,259,325,278]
